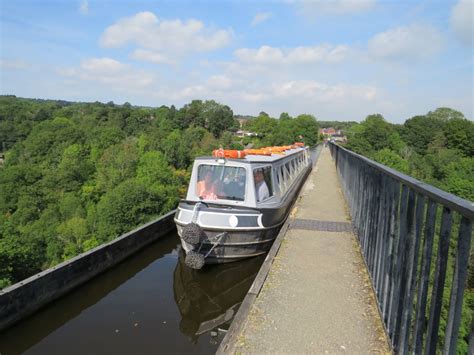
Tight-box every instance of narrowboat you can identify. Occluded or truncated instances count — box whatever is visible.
[174,143,312,269]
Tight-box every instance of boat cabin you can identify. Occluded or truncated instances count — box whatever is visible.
[185,147,310,208]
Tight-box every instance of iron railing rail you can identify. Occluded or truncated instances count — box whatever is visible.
[329,143,473,354]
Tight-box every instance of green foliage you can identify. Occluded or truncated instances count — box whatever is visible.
[294,114,319,146]
[401,115,445,154]
[372,149,409,174]
[244,112,320,147]
[245,112,277,137]
[346,115,406,157]
[96,179,174,241]
[443,118,474,157]
[0,96,245,289]
[0,97,187,287]
[170,100,236,137]
[440,157,474,201]
[95,139,139,192]
[57,217,88,260]
[427,107,465,121]
[136,151,174,186]
[318,120,358,131]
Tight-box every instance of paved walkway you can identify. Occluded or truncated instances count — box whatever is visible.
[233,147,390,354]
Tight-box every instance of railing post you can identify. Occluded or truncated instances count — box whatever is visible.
[444,217,472,354]
[426,207,452,354]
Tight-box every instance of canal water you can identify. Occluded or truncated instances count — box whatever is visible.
[0,233,265,355]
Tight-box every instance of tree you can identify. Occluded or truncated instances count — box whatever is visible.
[202,100,235,137]
[294,114,319,146]
[96,139,139,192]
[373,149,409,174]
[161,130,190,169]
[96,179,171,242]
[246,113,276,137]
[56,217,88,260]
[443,118,474,157]
[441,157,474,201]
[401,115,445,154]
[346,114,405,157]
[56,144,94,191]
[136,151,174,186]
[279,112,292,121]
[427,107,465,121]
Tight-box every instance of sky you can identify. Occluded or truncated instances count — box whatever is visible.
[0,0,472,123]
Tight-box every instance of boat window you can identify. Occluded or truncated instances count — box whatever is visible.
[197,165,246,201]
[253,166,273,202]
[278,166,286,193]
[285,162,292,181]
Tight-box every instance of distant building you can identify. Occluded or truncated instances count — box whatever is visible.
[320,127,347,143]
[319,127,336,136]
[235,130,258,138]
[237,118,247,128]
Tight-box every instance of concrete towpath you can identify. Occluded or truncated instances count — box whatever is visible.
[230,147,390,354]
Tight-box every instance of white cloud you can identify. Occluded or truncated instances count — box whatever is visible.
[58,57,154,90]
[270,80,377,102]
[100,12,232,63]
[235,44,350,64]
[130,49,173,65]
[251,12,272,26]
[207,75,233,89]
[79,0,88,15]
[450,0,473,46]
[155,77,377,113]
[368,24,443,61]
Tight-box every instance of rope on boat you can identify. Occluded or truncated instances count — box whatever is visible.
[181,201,228,269]
[185,232,227,270]
[181,203,204,245]
[203,232,227,258]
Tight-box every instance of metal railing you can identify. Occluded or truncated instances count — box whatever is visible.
[329,143,473,354]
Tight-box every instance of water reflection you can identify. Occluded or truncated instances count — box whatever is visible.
[0,234,179,355]
[174,251,264,343]
[0,233,265,355]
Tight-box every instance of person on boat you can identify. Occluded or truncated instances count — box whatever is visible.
[254,169,269,202]
[197,170,219,200]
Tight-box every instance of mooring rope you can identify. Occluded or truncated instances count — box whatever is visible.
[203,232,227,258]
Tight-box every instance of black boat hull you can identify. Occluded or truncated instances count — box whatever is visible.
[174,162,311,265]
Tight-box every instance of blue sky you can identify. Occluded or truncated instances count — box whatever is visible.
[0,0,472,122]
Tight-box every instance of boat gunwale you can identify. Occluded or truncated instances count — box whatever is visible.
[174,217,284,232]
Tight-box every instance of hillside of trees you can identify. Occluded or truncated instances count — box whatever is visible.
[0,96,320,289]
[345,108,473,201]
[318,120,358,131]
[344,108,473,353]
[1,95,472,351]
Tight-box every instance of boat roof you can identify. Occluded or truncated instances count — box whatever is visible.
[195,147,307,164]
